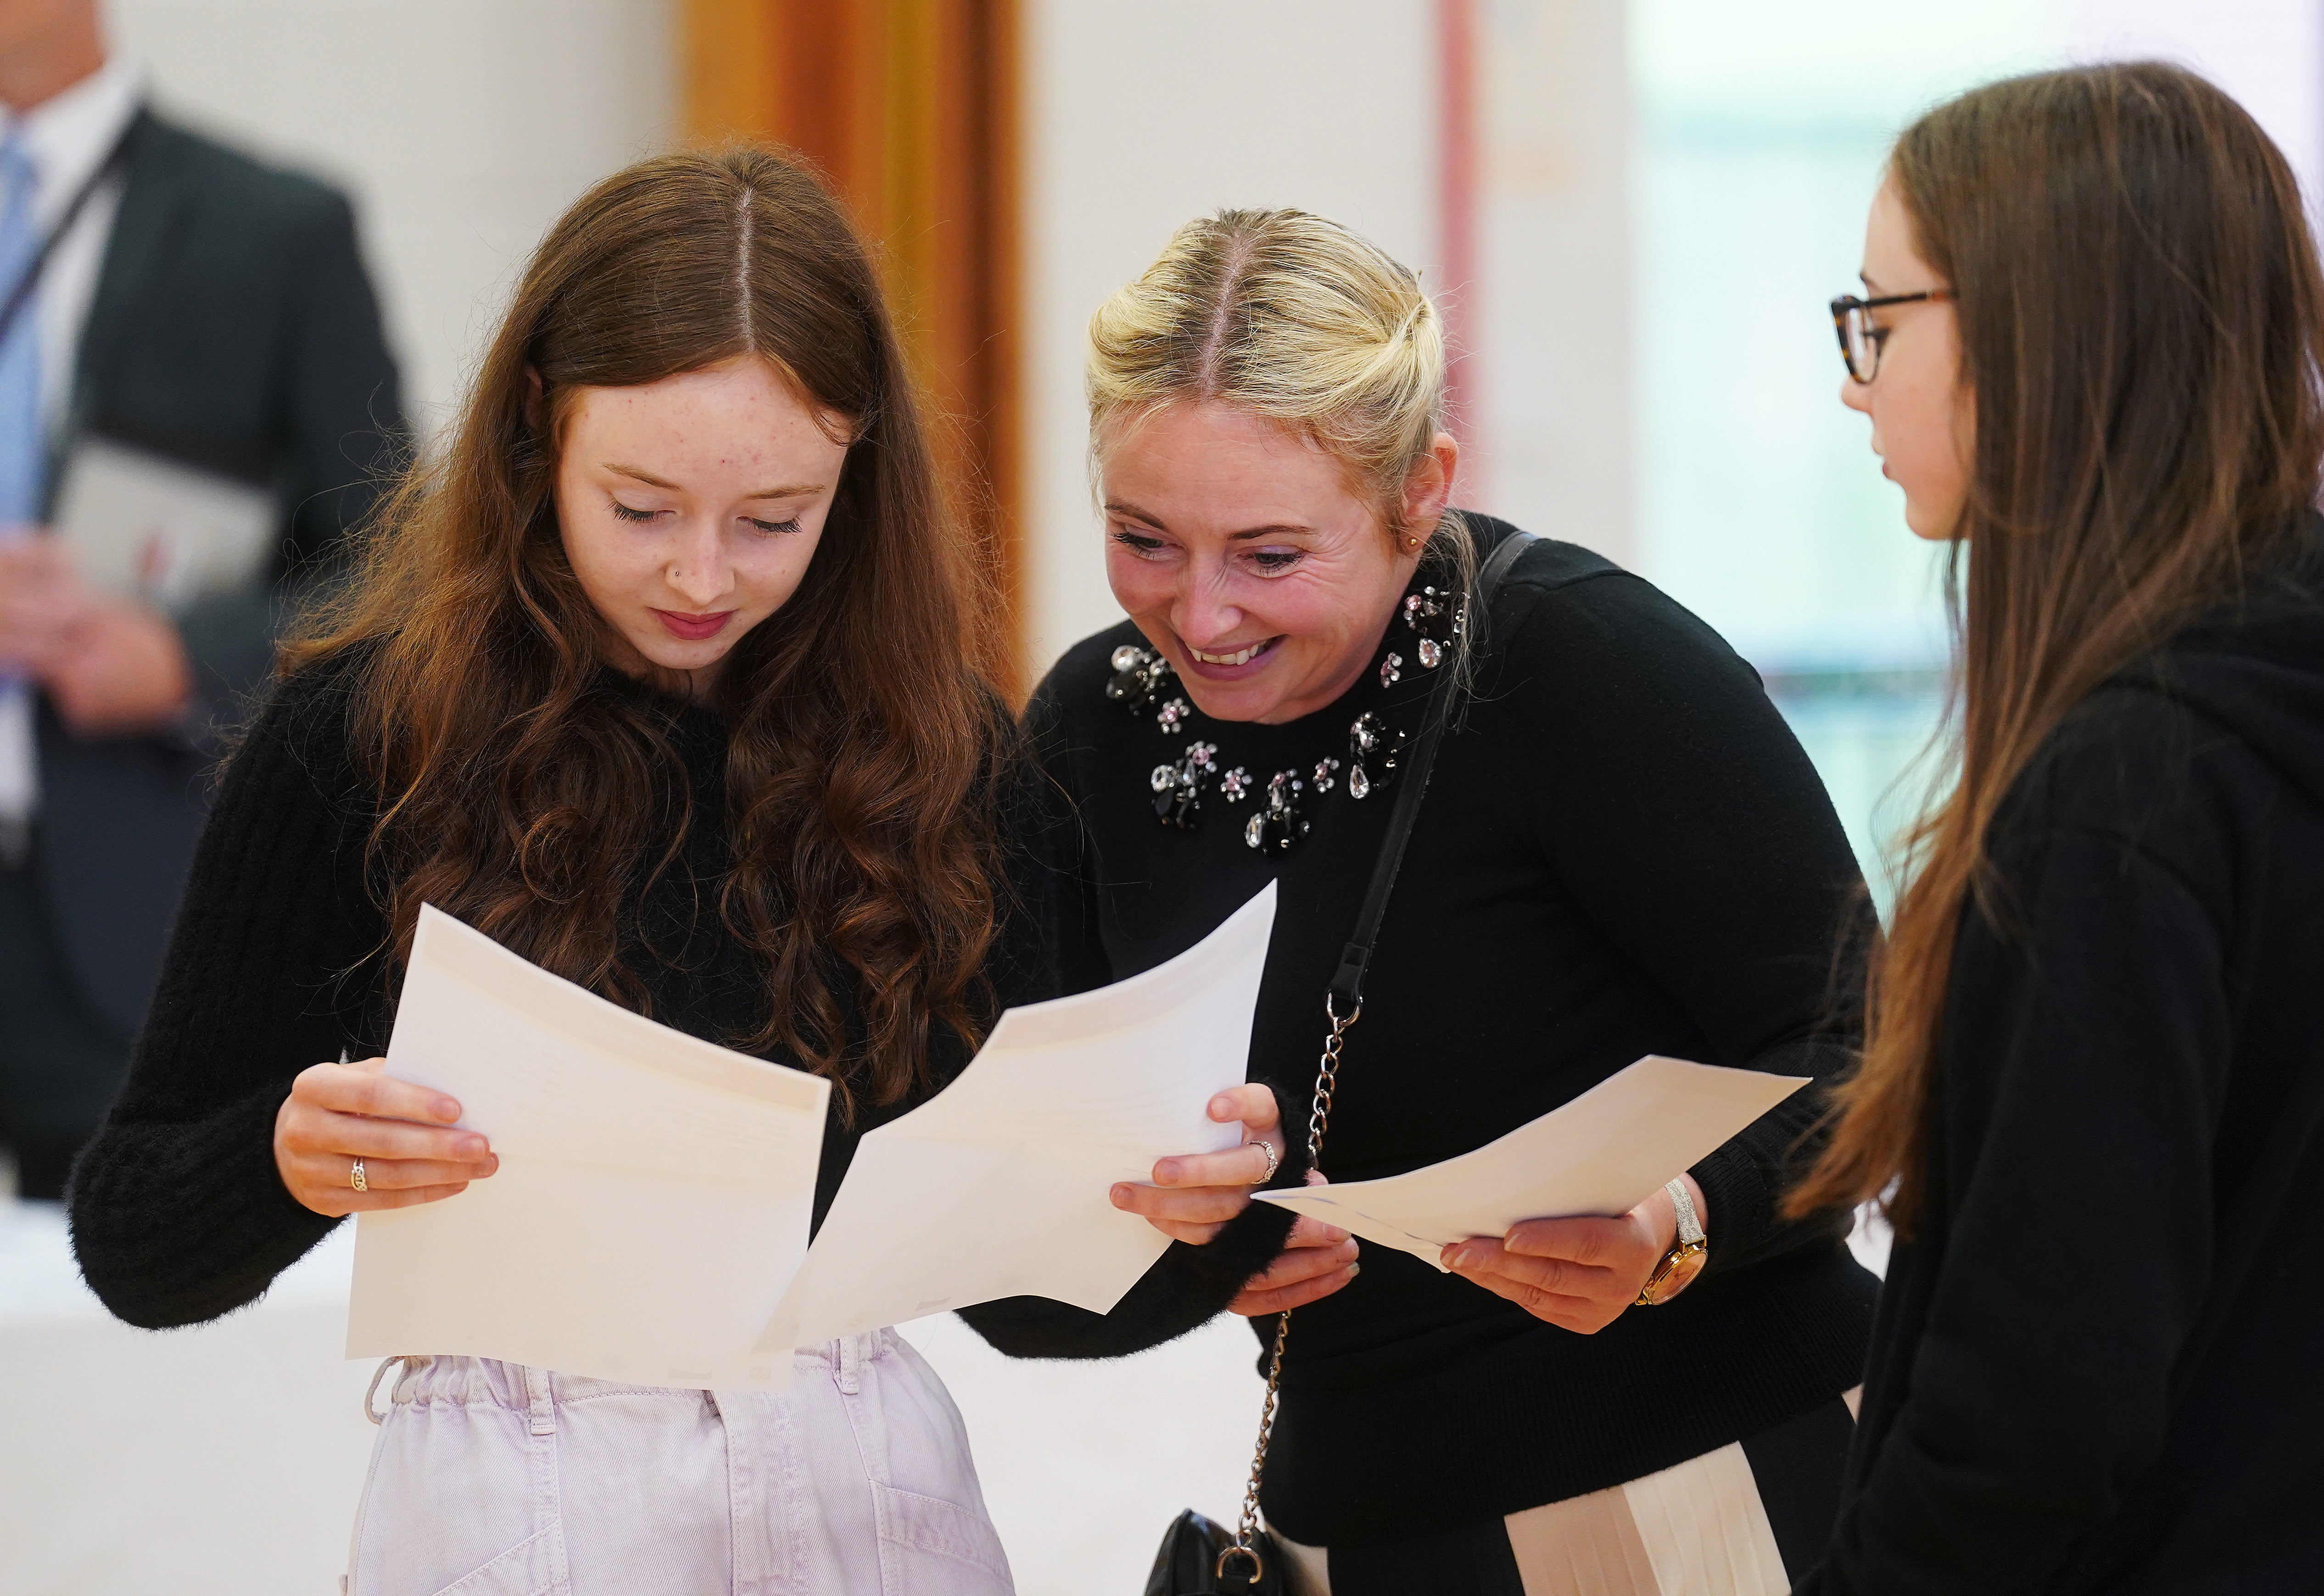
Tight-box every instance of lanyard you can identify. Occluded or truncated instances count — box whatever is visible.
[0,106,142,353]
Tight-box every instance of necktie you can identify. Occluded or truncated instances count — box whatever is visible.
[0,129,42,842]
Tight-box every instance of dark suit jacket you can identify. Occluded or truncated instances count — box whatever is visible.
[30,107,401,1041]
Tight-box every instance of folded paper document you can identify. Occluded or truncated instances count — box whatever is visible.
[52,437,275,610]
[346,907,832,1390]
[1255,1055,1807,1269]
[349,884,1274,1389]
[754,882,1266,1351]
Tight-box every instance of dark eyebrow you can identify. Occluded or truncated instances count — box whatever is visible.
[606,463,823,498]
[1105,499,1317,540]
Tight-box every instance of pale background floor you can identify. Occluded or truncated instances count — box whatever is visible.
[0,1198,1888,1595]
[0,1201,1258,1594]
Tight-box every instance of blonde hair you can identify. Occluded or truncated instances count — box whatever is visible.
[1087,208,1463,561]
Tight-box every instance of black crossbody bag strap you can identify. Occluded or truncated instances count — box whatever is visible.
[1326,527,1542,1017]
[1201,527,1542,1594]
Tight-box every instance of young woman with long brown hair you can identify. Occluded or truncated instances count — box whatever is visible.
[1793,62,2324,1592]
[67,149,1022,1593]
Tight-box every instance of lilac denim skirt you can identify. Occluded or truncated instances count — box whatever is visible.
[345,1330,1013,1595]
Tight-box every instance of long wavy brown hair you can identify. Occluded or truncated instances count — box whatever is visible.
[285,147,1008,1113]
[1788,63,2324,1236]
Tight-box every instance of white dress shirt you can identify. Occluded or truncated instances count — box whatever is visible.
[5,54,141,437]
[0,56,143,832]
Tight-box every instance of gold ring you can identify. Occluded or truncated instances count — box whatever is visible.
[350,1158,368,1193]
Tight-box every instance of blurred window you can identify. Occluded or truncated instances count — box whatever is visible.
[1628,1,2070,894]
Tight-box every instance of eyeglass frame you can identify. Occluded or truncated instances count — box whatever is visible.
[1830,289,1953,384]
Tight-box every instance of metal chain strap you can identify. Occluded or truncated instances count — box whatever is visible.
[1209,537,1526,1589]
[1303,995,1358,1166]
[1218,994,1362,1586]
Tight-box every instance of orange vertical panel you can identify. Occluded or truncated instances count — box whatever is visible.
[679,0,1024,695]
[681,0,780,144]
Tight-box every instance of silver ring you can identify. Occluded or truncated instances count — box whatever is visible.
[1247,1140,1281,1183]
[349,1158,368,1193]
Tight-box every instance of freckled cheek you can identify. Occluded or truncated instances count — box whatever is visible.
[732,542,822,612]
[563,536,642,604]
[627,546,682,589]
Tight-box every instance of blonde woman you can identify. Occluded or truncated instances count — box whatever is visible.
[960,211,1877,1593]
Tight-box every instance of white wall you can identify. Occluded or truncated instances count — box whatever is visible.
[1475,0,1634,564]
[1021,0,1440,675]
[103,0,679,434]
[105,0,1640,679]
[1020,0,1635,676]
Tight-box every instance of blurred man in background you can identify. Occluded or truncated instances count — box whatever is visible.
[0,0,400,1200]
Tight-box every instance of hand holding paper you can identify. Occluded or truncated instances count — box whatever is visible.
[750,883,1273,1350]
[350,883,1280,1389]
[1255,1055,1806,1271]
[349,907,832,1391]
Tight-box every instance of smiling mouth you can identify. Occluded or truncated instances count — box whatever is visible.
[1187,638,1280,668]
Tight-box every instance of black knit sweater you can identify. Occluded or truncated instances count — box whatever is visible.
[60,655,1147,1331]
[1798,533,2324,1594]
[959,519,1881,1547]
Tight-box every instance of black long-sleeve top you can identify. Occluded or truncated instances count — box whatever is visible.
[961,519,1880,1547]
[66,653,1039,1331]
[1798,535,2324,1594]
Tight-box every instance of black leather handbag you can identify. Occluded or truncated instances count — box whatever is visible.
[1143,531,1540,1596]
[1145,1508,1285,1596]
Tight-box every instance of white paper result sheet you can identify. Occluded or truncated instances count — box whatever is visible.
[348,906,831,1391]
[754,881,1277,1351]
[1256,1055,1807,1269]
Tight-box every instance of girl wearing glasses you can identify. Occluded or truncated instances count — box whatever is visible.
[1796,62,2324,1591]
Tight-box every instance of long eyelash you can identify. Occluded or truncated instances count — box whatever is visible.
[748,518,803,535]
[1111,530,1162,550]
[609,500,656,523]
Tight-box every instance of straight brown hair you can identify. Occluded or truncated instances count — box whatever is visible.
[285,147,1008,1113]
[1790,63,2324,1234]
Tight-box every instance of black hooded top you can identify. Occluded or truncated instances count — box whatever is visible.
[1799,527,2324,1594]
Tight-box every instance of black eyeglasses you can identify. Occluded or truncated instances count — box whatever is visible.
[1830,289,1953,383]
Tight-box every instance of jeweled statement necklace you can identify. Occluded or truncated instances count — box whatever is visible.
[1104,583,1465,853]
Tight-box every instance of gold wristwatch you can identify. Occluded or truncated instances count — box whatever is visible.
[1636,1178,1707,1306]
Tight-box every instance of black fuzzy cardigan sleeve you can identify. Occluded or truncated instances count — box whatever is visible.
[68,662,385,1328]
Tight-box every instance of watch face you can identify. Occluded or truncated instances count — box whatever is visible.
[1647,1246,1708,1306]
